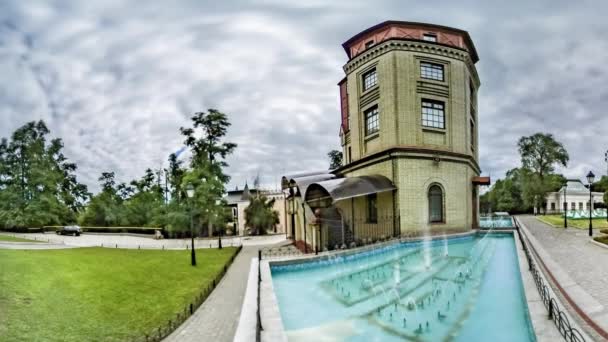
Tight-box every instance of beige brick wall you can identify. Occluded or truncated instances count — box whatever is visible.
[338,40,480,235]
[343,42,479,160]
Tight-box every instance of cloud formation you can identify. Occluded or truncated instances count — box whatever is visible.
[1,0,607,192]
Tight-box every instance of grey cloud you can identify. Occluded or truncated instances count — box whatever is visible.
[1,0,608,193]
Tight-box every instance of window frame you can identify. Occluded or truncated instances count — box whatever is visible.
[364,105,380,136]
[428,184,444,223]
[420,62,444,81]
[421,99,445,129]
[362,68,378,92]
[367,193,378,223]
[423,33,437,42]
[470,119,475,151]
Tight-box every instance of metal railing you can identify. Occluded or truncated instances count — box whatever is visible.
[134,245,243,342]
[514,219,586,342]
[256,250,263,342]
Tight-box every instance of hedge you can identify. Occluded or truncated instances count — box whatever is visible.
[0,226,165,235]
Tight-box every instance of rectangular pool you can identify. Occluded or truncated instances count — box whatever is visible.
[271,234,535,341]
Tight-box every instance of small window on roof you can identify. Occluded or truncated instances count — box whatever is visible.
[423,33,437,42]
[365,40,375,49]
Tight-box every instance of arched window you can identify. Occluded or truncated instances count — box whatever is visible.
[429,185,444,223]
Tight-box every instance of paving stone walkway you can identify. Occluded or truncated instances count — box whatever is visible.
[165,240,294,342]
[518,216,608,338]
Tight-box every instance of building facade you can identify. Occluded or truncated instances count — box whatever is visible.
[225,184,287,236]
[283,21,488,252]
[543,179,604,214]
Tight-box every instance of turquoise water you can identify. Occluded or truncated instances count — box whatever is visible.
[480,217,514,228]
[271,234,535,341]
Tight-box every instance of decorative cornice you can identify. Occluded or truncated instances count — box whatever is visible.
[343,39,473,74]
[335,146,481,176]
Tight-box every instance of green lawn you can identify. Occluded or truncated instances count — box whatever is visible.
[537,215,608,229]
[0,247,239,341]
[0,234,42,242]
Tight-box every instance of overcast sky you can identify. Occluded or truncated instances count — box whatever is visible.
[1,0,607,193]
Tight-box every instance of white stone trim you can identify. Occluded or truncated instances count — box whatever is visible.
[233,259,259,342]
[260,260,288,342]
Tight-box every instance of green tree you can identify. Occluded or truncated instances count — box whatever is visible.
[124,169,165,226]
[518,133,569,180]
[176,109,237,237]
[328,150,343,169]
[592,176,608,192]
[167,153,185,204]
[0,121,88,228]
[244,194,279,235]
[517,133,569,214]
[79,172,125,226]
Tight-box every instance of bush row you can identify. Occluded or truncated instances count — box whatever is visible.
[3,226,162,235]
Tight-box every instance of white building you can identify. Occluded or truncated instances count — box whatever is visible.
[544,179,604,214]
[225,183,286,236]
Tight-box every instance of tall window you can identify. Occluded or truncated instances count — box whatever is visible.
[367,193,378,223]
[551,203,556,211]
[423,33,437,42]
[470,119,475,150]
[422,100,445,129]
[364,106,379,135]
[362,68,377,91]
[429,185,443,223]
[348,147,352,163]
[571,202,576,210]
[420,62,444,81]
[579,202,583,210]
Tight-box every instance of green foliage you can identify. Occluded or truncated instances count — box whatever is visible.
[328,150,343,169]
[0,121,89,228]
[592,176,608,192]
[79,109,237,236]
[517,133,569,178]
[3,111,236,232]
[244,194,279,235]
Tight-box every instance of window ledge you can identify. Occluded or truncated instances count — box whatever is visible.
[419,78,447,85]
[422,127,446,134]
[430,221,446,225]
[361,85,379,96]
[364,132,380,141]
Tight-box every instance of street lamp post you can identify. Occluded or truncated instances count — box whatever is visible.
[216,199,222,249]
[587,171,595,237]
[563,181,568,229]
[186,183,197,266]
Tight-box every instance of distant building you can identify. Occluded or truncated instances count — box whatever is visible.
[225,183,286,235]
[282,21,489,252]
[543,179,604,214]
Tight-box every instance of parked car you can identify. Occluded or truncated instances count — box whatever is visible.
[57,225,82,236]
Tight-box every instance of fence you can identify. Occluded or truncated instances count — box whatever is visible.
[133,245,243,342]
[514,219,586,342]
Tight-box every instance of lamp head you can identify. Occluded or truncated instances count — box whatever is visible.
[587,171,595,184]
[186,183,195,198]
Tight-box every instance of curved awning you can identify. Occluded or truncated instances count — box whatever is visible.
[281,172,336,197]
[281,170,332,190]
[304,175,396,208]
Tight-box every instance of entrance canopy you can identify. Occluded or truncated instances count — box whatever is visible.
[281,171,336,197]
[304,175,396,208]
